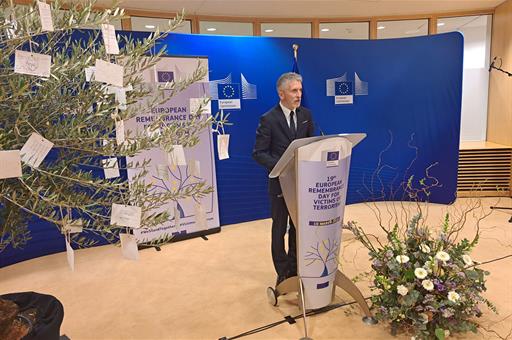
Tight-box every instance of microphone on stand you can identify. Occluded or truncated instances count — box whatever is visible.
[489,56,497,72]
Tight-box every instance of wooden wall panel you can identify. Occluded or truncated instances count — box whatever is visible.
[487,0,512,147]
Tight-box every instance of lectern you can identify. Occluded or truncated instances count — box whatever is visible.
[266,134,376,338]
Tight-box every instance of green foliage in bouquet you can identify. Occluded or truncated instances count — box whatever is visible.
[348,203,496,340]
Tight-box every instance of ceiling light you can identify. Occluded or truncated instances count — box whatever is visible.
[321,28,330,32]
[145,25,155,29]
[377,25,385,30]
[437,22,445,27]
[264,29,274,33]
[206,27,217,32]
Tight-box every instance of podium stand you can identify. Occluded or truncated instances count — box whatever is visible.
[266,134,376,338]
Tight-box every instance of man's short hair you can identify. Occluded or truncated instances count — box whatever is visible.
[276,72,302,91]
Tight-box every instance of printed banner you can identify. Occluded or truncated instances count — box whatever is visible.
[125,57,219,243]
[297,137,352,310]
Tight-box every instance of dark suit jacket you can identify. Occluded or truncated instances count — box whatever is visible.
[252,104,315,195]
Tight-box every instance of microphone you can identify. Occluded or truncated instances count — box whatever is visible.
[489,56,497,72]
[315,121,325,136]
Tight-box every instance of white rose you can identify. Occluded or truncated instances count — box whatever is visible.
[448,291,460,303]
[414,267,428,279]
[462,254,473,266]
[397,284,408,296]
[396,255,410,264]
[436,251,450,262]
[420,244,431,253]
[418,312,429,324]
[422,279,434,291]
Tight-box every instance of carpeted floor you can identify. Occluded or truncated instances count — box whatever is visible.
[1,197,511,339]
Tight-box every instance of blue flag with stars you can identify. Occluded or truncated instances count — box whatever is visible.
[218,83,240,100]
[335,81,353,96]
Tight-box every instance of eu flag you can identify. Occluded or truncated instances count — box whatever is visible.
[218,83,240,100]
[335,81,353,95]
[157,71,174,83]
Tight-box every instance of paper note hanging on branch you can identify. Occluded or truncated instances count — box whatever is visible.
[63,219,83,234]
[20,132,54,168]
[94,59,124,87]
[14,50,51,77]
[167,145,186,166]
[102,157,120,179]
[217,134,230,160]
[188,159,201,177]
[65,237,75,271]
[189,98,212,115]
[115,120,125,146]
[174,205,181,229]
[84,66,95,81]
[0,150,22,179]
[37,1,54,32]
[101,24,120,55]
[120,233,139,261]
[194,202,208,230]
[156,164,169,180]
[111,203,142,229]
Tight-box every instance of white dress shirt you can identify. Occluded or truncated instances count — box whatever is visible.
[279,102,297,129]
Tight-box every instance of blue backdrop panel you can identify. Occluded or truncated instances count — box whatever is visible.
[1,32,462,267]
[162,32,463,226]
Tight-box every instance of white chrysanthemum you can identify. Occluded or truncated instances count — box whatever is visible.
[424,260,433,273]
[435,251,450,262]
[396,255,410,264]
[462,254,473,266]
[397,285,408,296]
[422,279,434,291]
[448,291,460,303]
[420,244,431,253]
[414,267,428,279]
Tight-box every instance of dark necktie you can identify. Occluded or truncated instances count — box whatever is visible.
[290,111,296,138]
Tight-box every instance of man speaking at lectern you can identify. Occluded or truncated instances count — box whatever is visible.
[252,72,315,287]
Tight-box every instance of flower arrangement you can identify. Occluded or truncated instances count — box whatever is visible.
[347,213,496,340]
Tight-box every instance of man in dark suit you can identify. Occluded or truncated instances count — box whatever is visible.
[252,72,315,286]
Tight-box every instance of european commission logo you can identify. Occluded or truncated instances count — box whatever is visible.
[326,150,340,167]
[326,72,368,105]
[209,73,257,110]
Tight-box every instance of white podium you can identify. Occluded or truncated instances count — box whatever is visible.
[266,134,376,338]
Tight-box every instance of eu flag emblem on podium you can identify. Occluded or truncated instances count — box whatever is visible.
[334,81,353,104]
[218,83,241,110]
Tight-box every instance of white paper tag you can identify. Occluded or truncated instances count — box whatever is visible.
[174,205,181,229]
[217,134,230,160]
[84,66,95,81]
[14,50,51,78]
[156,164,169,180]
[6,18,18,39]
[102,157,120,179]
[194,203,207,230]
[63,219,83,234]
[115,88,127,110]
[65,238,75,271]
[167,145,186,166]
[111,203,142,229]
[0,150,23,179]
[101,24,120,55]
[189,98,212,115]
[120,233,139,261]
[20,132,54,168]
[94,59,124,87]
[188,159,201,177]
[115,120,125,146]
[37,1,54,32]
